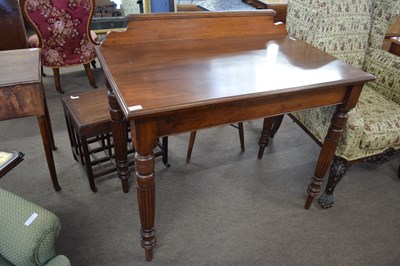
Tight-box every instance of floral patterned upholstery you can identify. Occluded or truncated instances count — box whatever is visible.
[23,0,97,67]
[287,0,400,162]
[287,0,373,68]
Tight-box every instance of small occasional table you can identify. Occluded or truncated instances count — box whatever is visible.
[0,48,61,191]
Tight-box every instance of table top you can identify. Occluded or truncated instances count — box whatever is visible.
[97,11,374,120]
[0,48,41,87]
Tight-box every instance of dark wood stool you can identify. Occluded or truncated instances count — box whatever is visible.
[62,89,169,192]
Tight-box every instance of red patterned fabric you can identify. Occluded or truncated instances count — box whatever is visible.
[24,0,96,67]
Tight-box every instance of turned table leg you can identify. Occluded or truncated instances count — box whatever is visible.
[131,120,157,261]
[305,85,363,209]
[257,117,276,159]
[107,81,130,193]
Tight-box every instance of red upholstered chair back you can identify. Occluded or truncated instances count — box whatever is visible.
[21,0,97,67]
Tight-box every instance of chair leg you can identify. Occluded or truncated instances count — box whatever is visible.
[270,114,284,138]
[83,63,97,89]
[257,117,275,159]
[238,122,245,152]
[52,68,64,94]
[186,131,197,164]
[318,157,349,209]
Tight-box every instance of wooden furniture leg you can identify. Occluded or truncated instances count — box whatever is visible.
[107,82,130,193]
[80,137,98,192]
[305,85,363,209]
[186,122,244,164]
[231,122,245,152]
[257,117,276,159]
[186,131,197,163]
[318,157,349,208]
[37,115,61,191]
[84,63,97,89]
[270,114,284,138]
[161,137,169,166]
[131,119,157,262]
[43,97,56,151]
[52,68,63,94]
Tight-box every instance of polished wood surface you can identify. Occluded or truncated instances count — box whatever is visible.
[0,0,29,51]
[96,11,374,261]
[389,37,400,56]
[0,49,60,191]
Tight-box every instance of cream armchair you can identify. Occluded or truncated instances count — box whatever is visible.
[263,0,400,208]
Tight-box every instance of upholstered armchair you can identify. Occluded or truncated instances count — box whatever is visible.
[20,0,98,94]
[261,0,400,208]
[0,153,70,266]
[0,189,71,266]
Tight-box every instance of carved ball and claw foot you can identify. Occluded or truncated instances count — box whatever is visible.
[318,157,348,209]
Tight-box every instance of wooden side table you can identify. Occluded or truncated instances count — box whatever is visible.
[0,48,61,191]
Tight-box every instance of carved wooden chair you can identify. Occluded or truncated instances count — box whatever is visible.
[186,123,244,163]
[20,0,98,94]
[258,0,400,208]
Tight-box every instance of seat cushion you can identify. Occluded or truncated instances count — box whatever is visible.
[292,85,400,160]
[356,85,400,150]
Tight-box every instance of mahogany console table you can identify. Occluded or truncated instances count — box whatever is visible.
[0,49,61,191]
[96,11,374,261]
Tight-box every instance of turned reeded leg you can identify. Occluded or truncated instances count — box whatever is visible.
[132,120,157,261]
[305,109,348,209]
[305,85,362,209]
[107,81,130,192]
[257,117,276,159]
[318,158,349,209]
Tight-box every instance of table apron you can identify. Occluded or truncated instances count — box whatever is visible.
[0,83,45,120]
[132,84,353,137]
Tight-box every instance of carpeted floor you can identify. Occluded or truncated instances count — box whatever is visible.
[1,64,399,266]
